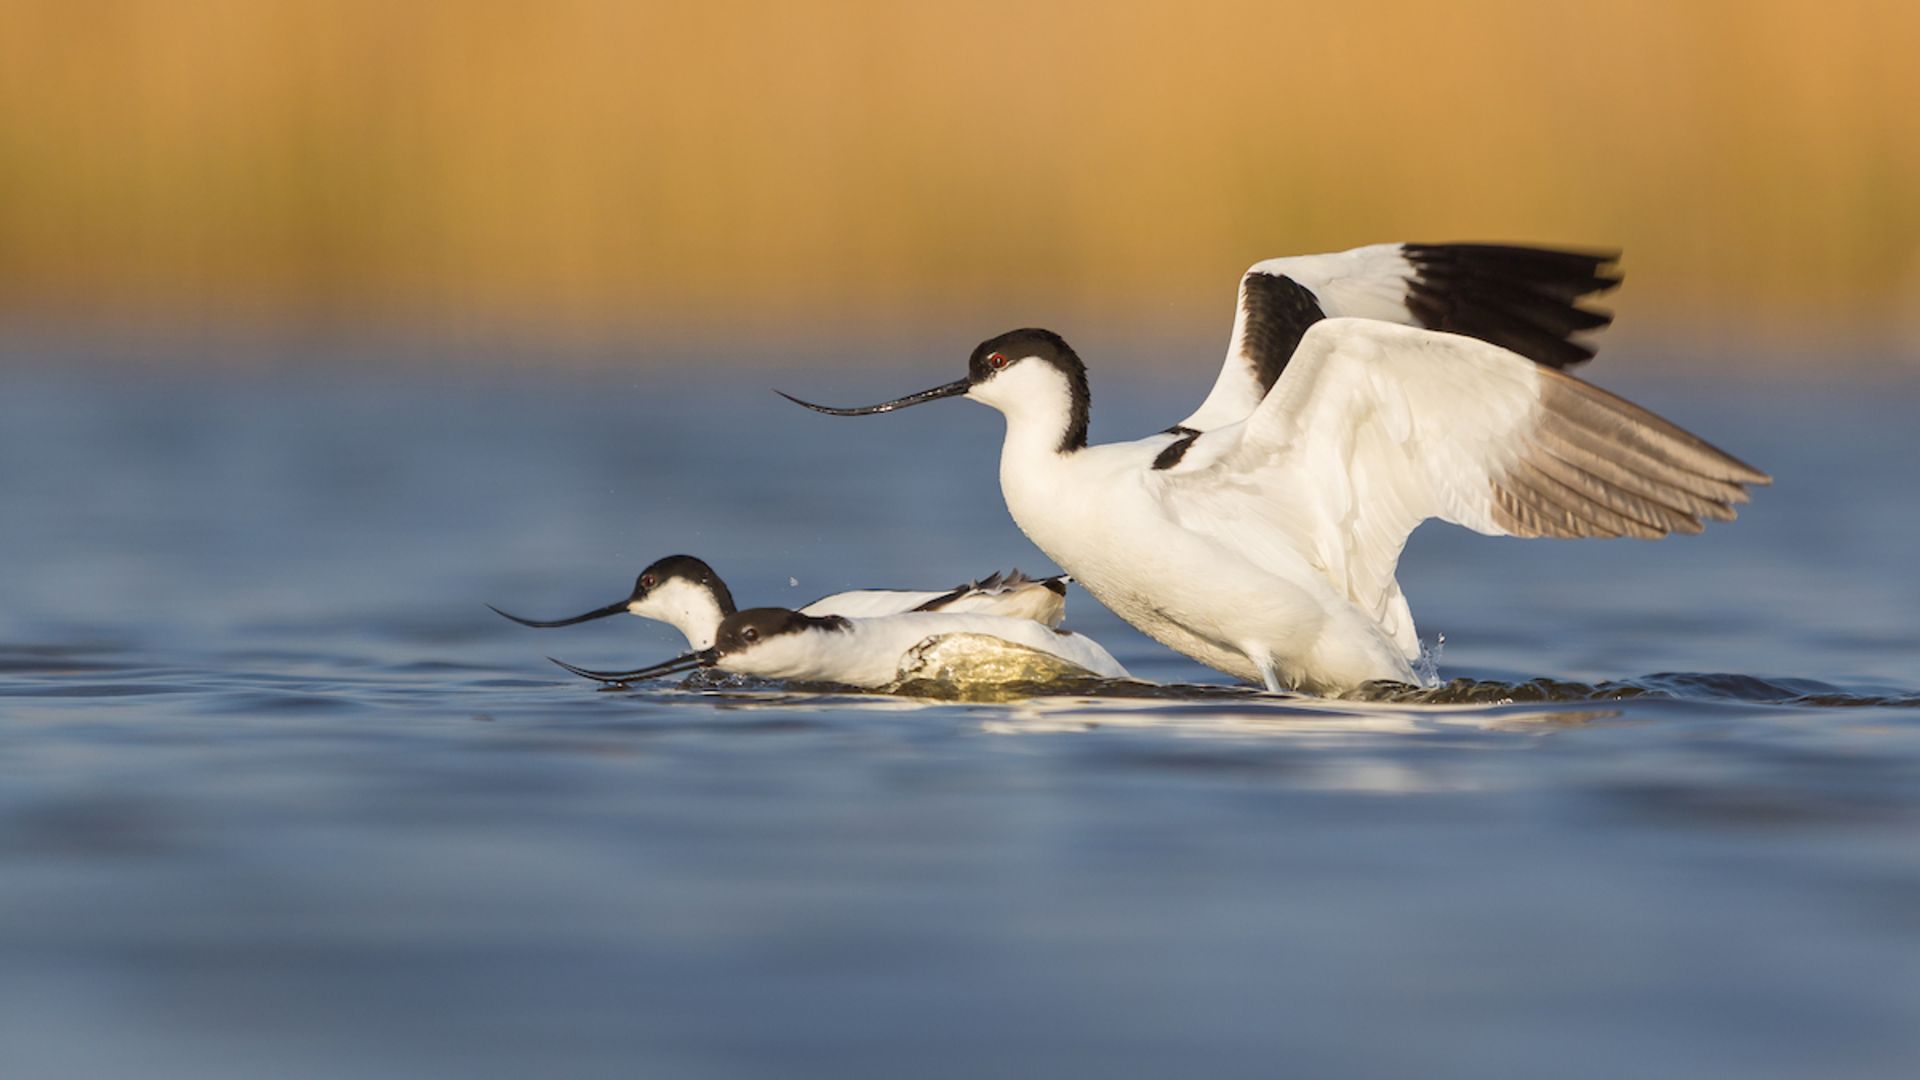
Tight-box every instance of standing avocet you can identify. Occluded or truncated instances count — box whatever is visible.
[490,554,1070,649]
[551,606,1131,689]
[778,243,1770,695]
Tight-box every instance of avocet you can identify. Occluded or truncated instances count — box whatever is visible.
[779,243,1770,695]
[491,554,1069,650]
[552,606,1131,689]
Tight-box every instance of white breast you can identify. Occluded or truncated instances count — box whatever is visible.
[997,434,1414,692]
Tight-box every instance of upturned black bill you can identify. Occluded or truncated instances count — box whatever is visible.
[487,600,629,628]
[549,648,719,685]
[776,378,970,416]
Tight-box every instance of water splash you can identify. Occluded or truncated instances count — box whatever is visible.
[1412,632,1446,687]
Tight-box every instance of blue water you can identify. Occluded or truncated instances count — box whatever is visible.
[2,355,1917,1078]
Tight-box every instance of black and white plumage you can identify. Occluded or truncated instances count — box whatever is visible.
[551,606,1130,690]
[1177,242,1618,433]
[828,568,1070,622]
[490,554,1071,651]
[778,242,1769,696]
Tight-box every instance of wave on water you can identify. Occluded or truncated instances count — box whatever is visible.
[1351,672,1920,708]
[6,641,1914,712]
[641,668,1920,710]
[591,661,1912,711]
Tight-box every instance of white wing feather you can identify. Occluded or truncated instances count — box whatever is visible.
[799,588,954,619]
[1180,245,1416,432]
[1159,319,1765,658]
[1177,242,1621,435]
[799,571,1068,626]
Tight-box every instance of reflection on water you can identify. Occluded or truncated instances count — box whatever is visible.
[2,366,1919,1079]
[618,665,1920,710]
[1360,672,1920,708]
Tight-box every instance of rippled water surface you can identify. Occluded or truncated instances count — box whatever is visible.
[2,358,1917,1078]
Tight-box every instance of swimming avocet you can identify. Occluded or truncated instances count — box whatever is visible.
[490,554,1070,649]
[778,243,1770,695]
[552,606,1131,689]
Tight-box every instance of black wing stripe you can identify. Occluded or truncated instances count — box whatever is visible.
[906,585,967,613]
[1237,272,1327,396]
[910,569,1071,611]
[1151,430,1202,470]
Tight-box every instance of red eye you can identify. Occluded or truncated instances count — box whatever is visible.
[641,575,656,589]
[743,627,760,642]
[989,353,1008,370]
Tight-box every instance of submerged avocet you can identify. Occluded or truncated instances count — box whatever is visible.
[491,554,1070,649]
[552,606,1131,690]
[780,242,1771,695]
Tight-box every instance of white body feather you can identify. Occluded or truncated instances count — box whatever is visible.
[723,611,1129,688]
[799,571,1067,626]
[979,319,1762,695]
[782,242,1759,695]
[1182,244,1420,431]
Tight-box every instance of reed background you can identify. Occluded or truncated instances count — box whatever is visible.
[3,0,1917,365]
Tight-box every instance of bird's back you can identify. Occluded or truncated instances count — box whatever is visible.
[799,570,1068,626]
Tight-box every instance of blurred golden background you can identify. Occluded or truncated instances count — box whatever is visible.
[3,0,1917,360]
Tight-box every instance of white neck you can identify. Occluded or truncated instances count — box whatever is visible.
[628,579,732,650]
[969,363,1081,466]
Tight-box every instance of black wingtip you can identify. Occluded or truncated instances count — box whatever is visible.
[1402,242,1624,370]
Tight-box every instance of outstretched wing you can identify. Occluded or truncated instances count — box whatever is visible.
[1159,319,1768,655]
[1176,243,1620,433]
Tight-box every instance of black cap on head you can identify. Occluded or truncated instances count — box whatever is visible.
[488,553,738,630]
[632,555,738,614]
[714,607,850,655]
[968,328,1076,381]
[968,328,1090,452]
